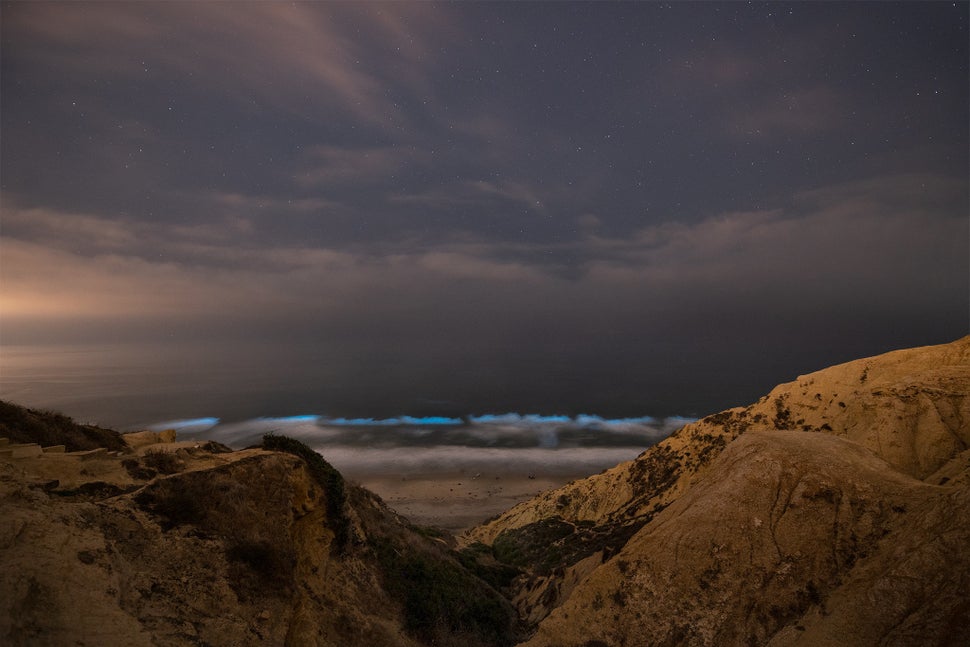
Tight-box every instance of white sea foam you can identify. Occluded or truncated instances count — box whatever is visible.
[172,411,694,449]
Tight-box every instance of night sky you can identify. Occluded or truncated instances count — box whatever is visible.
[2,2,968,426]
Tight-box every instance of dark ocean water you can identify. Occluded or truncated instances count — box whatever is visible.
[1,342,697,477]
[0,341,712,425]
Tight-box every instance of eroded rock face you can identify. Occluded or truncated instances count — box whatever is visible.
[0,448,421,647]
[470,337,970,545]
[463,337,970,642]
[0,433,523,647]
[521,431,970,646]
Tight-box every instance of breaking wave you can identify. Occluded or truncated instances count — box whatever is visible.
[150,412,694,449]
[149,412,696,477]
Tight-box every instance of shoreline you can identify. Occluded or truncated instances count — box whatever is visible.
[353,471,570,534]
[329,446,650,533]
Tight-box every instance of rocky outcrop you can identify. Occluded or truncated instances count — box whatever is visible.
[463,336,970,643]
[122,428,177,449]
[469,337,970,544]
[0,419,519,647]
[521,431,970,646]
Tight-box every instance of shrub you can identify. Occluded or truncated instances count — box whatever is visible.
[0,399,126,452]
[52,481,134,501]
[122,458,156,480]
[134,480,207,530]
[371,537,516,646]
[492,517,575,570]
[456,543,522,591]
[142,449,184,474]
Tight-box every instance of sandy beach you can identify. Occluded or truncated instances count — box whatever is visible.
[354,471,569,533]
[324,446,645,533]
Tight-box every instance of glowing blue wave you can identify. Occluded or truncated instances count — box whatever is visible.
[322,415,463,426]
[146,410,699,451]
[148,412,696,431]
[147,417,220,431]
[316,413,690,428]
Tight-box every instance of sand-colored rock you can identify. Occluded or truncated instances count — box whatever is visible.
[469,337,970,546]
[122,429,177,449]
[0,448,409,646]
[521,431,969,646]
[462,337,970,643]
[0,435,519,647]
[6,444,43,459]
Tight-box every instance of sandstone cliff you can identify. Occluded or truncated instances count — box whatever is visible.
[463,336,970,644]
[0,411,519,647]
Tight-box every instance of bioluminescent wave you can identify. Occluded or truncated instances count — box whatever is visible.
[161,411,695,448]
[151,411,697,479]
[145,417,221,433]
[324,415,465,426]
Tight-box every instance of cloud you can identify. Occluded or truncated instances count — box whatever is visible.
[210,192,336,214]
[296,146,430,187]
[4,3,456,127]
[547,172,966,278]
[467,181,548,212]
[1,205,139,254]
[2,172,964,352]
[671,46,761,89]
[0,238,205,320]
[657,34,850,139]
[727,85,845,137]
[576,214,603,231]
[390,179,550,214]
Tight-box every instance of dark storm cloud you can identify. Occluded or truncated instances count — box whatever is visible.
[2,2,967,420]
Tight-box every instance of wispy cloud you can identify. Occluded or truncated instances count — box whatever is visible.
[296,145,430,186]
[727,85,845,137]
[4,3,455,128]
[208,191,338,215]
[390,179,550,213]
[579,173,966,295]
[2,205,140,254]
[658,34,850,139]
[8,172,960,330]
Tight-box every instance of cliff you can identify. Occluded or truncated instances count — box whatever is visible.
[0,414,519,647]
[464,336,970,644]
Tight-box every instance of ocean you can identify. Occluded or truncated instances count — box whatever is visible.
[152,413,694,480]
[1,342,696,480]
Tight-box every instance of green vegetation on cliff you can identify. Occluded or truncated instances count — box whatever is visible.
[261,433,350,551]
[0,399,126,452]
